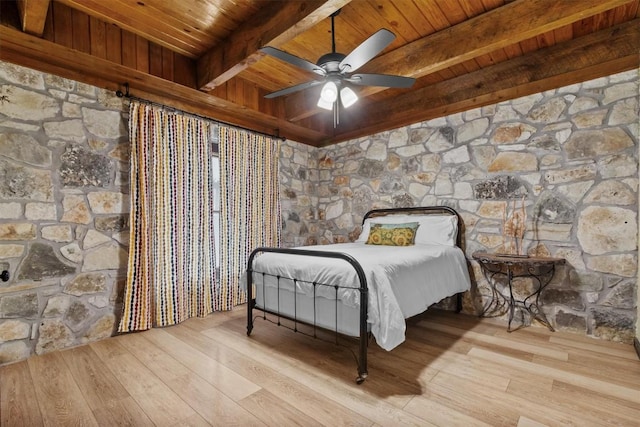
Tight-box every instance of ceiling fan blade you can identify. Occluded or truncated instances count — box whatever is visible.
[260,46,325,76]
[348,73,415,88]
[339,29,395,73]
[264,80,324,98]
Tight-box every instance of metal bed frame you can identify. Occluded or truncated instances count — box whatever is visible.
[246,206,465,384]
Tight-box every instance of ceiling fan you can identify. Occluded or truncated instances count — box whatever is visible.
[260,9,415,126]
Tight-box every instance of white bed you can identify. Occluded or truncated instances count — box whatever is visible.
[252,242,470,350]
[246,206,472,382]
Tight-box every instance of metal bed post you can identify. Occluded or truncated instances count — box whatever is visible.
[357,276,368,384]
[246,254,255,336]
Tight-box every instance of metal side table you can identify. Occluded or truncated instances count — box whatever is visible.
[472,251,565,332]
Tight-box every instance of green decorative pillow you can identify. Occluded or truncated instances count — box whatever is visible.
[365,222,419,246]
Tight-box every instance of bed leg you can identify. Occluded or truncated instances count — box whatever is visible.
[357,290,368,384]
[456,292,463,313]
[356,353,368,385]
[356,374,368,385]
[247,263,255,337]
[247,298,254,336]
[358,341,368,384]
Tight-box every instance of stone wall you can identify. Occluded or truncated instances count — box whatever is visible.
[281,69,639,343]
[1,60,637,366]
[279,139,319,247]
[0,62,130,364]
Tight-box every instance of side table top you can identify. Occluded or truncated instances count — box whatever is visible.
[472,251,565,265]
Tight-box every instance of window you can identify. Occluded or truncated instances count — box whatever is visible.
[211,144,221,268]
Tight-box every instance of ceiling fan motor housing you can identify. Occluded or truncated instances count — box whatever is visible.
[317,52,347,73]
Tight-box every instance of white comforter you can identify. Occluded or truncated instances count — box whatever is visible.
[251,242,471,351]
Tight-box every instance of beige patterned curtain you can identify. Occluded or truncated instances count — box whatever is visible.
[119,101,217,332]
[218,126,281,309]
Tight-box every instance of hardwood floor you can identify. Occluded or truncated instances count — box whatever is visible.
[1,308,639,426]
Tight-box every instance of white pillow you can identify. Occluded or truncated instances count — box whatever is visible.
[357,214,458,246]
[412,215,458,246]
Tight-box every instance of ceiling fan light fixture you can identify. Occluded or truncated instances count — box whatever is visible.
[317,96,334,110]
[340,86,358,108]
[319,81,338,103]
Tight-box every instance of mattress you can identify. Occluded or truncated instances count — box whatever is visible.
[250,242,471,351]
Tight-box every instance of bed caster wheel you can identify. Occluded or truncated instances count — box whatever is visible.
[355,373,367,385]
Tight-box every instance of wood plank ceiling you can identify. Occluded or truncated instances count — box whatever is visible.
[1,0,639,146]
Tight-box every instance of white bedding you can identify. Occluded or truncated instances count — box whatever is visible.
[251,242,471,351]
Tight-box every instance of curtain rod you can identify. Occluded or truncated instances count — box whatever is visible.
[115,83,285,141]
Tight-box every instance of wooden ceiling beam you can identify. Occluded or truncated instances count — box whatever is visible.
[16,0,50,36]
[284,0,635,122]
[0,25,327,144]
[196,0,352,91]
[329,19,640,144]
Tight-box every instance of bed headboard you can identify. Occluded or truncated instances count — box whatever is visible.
[362,206,464,249]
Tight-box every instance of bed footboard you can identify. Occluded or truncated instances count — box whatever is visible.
[247,247,369,384]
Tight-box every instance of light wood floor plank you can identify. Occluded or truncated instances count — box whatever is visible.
[531,353,640,389]
[166,373,266,426]
[565,347,640,372]
[2,309,638,426]
[469,347,640,405]
[181,412,212,426]
[115,330,264,424]
[465,355,554,392]
[511,378,638,427]
[418,321,569,361]
[550,380,640,424]
[114,332,193,382]
[410,321,535,361]
[167,318,302,377]
[280,357,436,427]
[430,371,582,426]
[27,351,99,427]
[181,310,238,332]
[385,339,512,393]
[548,336,638,360]
[405,323,476,355]
[143,327,261,401]
[232,317,425,407]
[60,345,130,410]
[91,397,155,427]
[403,394,494,427]
[516,416,549,427]
[506,378,555,396]
[238,389,322,427]
[242,325,435,425]
[420,376,519,426]
[201,325,373,426]
[90,338,201,425]
[201,321,305,372]
[0,360,43,427]
[385,335,514,393]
